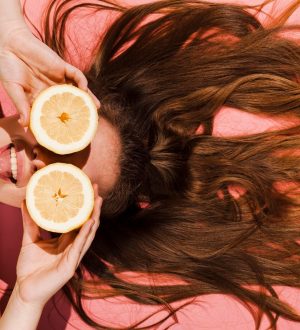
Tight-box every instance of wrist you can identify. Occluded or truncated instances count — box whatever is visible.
[0,20,30,48]
[12,282,46,312]
[0,0,24,27]
[0,283,45,330]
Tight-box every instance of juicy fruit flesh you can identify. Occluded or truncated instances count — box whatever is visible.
[26,163,94,233]
[40,92,90,144]
[30,85,99,155]
[33,170,84,223]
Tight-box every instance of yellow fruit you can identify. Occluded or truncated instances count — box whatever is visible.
[30,84,98,155]
[26,163,94,233]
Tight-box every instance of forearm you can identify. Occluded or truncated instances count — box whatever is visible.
[0,0,23,24]
[0,0,28,46]
[0,284,44,330]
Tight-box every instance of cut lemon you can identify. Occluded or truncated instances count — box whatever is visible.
[30,84,98,155]
[26,163,94,233]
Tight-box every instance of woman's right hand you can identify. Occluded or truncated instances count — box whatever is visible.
[0,184,102,330]
[15,184,102,307]
[0,23,98,126]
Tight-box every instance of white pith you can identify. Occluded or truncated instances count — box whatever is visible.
[10,146,17,180]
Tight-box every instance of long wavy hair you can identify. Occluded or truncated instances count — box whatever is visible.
[25,0,300,328]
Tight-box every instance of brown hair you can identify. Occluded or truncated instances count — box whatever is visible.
[29,0,300,328]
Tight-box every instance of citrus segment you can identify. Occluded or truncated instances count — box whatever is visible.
[26,163,94,233]
[30,85,98,155]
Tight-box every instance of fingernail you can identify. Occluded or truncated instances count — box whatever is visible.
[86,218,94,226]
[18,114,27,126]
[18,116,24,125]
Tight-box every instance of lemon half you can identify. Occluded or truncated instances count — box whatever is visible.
[26,163,94,233]
[30,84,98,155]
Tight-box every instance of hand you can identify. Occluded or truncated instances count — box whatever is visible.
[0,25,99,126]
[14,184,102,307]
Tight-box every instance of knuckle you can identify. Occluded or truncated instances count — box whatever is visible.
[65,266,76,279]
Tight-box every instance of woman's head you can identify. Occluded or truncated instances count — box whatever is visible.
[25,0,300,329]
[0,113,122,206]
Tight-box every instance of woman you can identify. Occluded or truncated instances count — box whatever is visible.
[0,5,104,327]
[3,0,300,329]
[0,1,104,328]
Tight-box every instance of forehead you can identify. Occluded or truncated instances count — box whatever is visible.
[82,116,121,198]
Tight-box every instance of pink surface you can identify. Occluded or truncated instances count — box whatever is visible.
[1,0,300,329]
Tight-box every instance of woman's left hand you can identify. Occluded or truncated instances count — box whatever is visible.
[14,184,102,307]
[0,25,98,126]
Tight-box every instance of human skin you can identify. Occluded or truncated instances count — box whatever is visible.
[0,1,120,329]
[1,1,300,330]
[0,113,114,329]
[0,0,118,207]
[0,114,121,207]
[0,0,96,126]
[0,188,102,330]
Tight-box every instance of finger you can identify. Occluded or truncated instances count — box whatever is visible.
[64,63,88,91]
[64,63,100,109]
[78,185,102,261]
[29,75,52,100]
[21,201,41,245]
[2,82,30,126]
[78,199,102,262]
[87,88,101,109]
[57,230,77,252]
[64,218,94,270]
[69,185,102,266]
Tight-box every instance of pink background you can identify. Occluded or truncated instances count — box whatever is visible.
[1,0,300,328]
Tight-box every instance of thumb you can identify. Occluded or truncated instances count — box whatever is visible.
[21,201,41,245]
